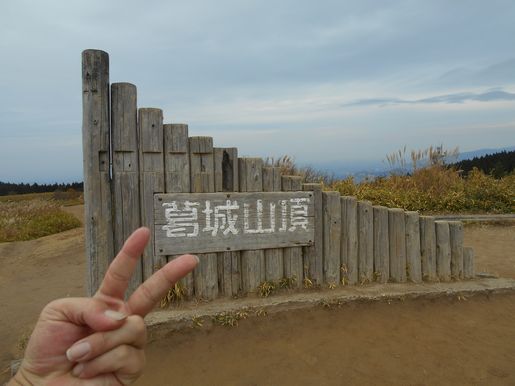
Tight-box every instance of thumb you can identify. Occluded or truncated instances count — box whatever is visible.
[43,297,128,332]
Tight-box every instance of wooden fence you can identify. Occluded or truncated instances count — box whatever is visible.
[82,49,476,298]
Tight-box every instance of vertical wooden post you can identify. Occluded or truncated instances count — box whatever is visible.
[190,136,218,299]
[215,147,240,297]
[322,192,341,286]
[214,147,238,192]
[303,183,323,286]
[263,167,283,282]
[111,83,141,294]
[163,123,193,296]
[388,208,406,282]
[82,49,114,296]
[358,200,373,284]
[138,108,164,282]
[341,196,358,285]
[463,247,475,279]
[420,216,437,281]
[435,221,451,281]
[164,124,190,193]
[239,157,265,293]
[282,176,304,288]
[449,221,464,280]
[372,205,389,284]
[405,211,422,283]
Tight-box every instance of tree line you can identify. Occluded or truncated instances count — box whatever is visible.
[451,150,515,178]
[0,181,83,196]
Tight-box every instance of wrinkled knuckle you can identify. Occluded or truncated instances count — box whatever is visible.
[139,282,158,305]
[132,316,146,337]
[108,269,129,286]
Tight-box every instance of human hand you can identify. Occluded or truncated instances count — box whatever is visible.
[9,227,198,385]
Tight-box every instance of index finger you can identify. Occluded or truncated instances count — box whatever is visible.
[95,227,151,301]
[127,254,198,316]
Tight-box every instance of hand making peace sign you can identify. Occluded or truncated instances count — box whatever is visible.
[9,227,198,385]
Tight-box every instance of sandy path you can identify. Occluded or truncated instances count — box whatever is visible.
[0,213,513,384]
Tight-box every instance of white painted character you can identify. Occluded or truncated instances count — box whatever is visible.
[289,197,310,231]
[162,200,200,237]
[203,199,240,236]
[243,199,276,234]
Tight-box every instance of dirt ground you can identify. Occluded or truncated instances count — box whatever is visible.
[0,207,513,384]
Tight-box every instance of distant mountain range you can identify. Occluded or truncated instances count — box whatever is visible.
[457,146,515,161]
[308,145,515,180]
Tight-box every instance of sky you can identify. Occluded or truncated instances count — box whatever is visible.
[1,0,514,183]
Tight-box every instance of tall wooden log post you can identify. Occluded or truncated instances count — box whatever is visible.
[215,148,241,296]
[303,183,323,286]
[239,158,265,293]
[82,50,114,296]
[372,206,389,284]
[111,83,141,294]
[420,216,437,281]
[263,167,283,282]
[164,123,193,296]
[405,211,422,283]
[282,176,304,288]
[138,108,164,283]
[435,221,451,281]
[323,191,341,286]
[190,137,218,299]
[449,221,464,280]
[388,208,406,282]
[357,200,373,284]
[341,196,358,285]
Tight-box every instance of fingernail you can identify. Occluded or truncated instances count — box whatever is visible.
[104,309,127,321]
[72,363,84,377]
[192,255,199,263]
[66,341,91,361]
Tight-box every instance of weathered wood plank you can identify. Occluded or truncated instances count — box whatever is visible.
[239,158,265,293]
[372,205,389,284]
[82,49,114,295]
[323,191,341,286]
[139,108,164,282]
[435,221,451,281]
[163,123,193,296]
[214,147,240,297]
[190,136,214,193]
[463,247,475,279]
[189,137,218,299]
[449,221,464,280]
[420,216,437,281]
[111,82,141,294]
[282,176,304,288]
[164,124,190,193]
[341,196,358,285]
[214,147,238,193]
[358,200,373,284]
[388,208,406,282]
[303,183,323,286]
[405,211,422,283]
[263,167,283,282]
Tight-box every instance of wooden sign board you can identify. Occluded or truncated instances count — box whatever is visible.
[154,192,315,255]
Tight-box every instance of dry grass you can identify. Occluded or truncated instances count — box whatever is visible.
[0,191,83,206]
[160,282,187,308]
[329,167,514,214]
[0,200,81,242]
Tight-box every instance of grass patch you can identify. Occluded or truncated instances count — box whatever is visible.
[329,167,514,214]
[0,191,83,206]
[160,282,187,308]
[0,200,82,242]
